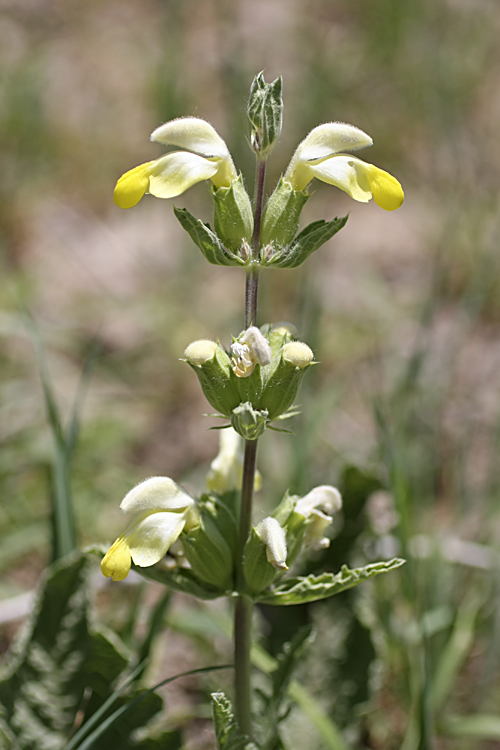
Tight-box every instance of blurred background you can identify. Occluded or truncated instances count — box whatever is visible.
[1,0,500,748]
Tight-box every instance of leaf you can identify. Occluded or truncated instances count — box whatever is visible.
[256,627,313,750]
[211,692,258,750]
[441,714,500,739]
[256,559,405,605]
[265,216,348,269]
[431,592,483,713]
[0,552,91,749]
[173,207,246,266]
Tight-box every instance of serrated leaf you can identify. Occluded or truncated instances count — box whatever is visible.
[174,207,246,266]
[256,558,405,605]
[0,552,91,750]
[211,692,258,750]
[265,216,348,269]
[85,626,130,696]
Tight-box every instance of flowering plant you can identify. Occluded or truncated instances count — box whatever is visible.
[103,73,405,746]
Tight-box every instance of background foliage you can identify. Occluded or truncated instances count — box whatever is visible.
[1,0,500,748]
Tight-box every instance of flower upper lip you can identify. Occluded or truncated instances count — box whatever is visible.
[113,117,238,209]
[284,121,404,211]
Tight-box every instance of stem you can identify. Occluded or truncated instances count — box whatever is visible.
[235,153,267,737]
[236,439,258,590]
[234,439,258,736]
[251,157,267,259]
[245,267,259,329]
[244,157,267,328]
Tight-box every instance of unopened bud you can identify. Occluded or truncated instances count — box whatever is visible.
[231,402,268,440]
[243,520,287,595]
[283,341,314,367]
[256,517,288,570]
[247,72,283,157]
[183,339,241,416]
[184,339,218,366]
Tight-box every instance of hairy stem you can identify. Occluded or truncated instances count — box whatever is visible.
[251,157,267,259]
[234,438,258,736]
[244,157,266,328]
[234,154,268,736]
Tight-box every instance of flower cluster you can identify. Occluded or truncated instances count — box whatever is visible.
[101,430,342,596]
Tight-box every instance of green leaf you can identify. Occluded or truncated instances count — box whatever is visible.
[257,627,313,750]
[173,207,246,266]
[431,592,483,713]
[441,714,500,739]
[265,216,348,269]
[211,692,258,750]
[0,552,91,749]
[256,558,405,605]
[85,626,130,696]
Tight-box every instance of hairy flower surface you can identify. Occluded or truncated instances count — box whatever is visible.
[231,326,272,378]
[101,477,198,581]
[256,517,288,570]
[295,485,342,550]
[284,122,404,211]
[114,118,238,209]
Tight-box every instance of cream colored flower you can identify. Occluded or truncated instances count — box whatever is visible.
[101,477,198,581]
[231,327,272,378]
[256,517,288,570]
[114,118,238,209]
[295,485,342,550]
[206,427,261,493]
[284,122,404,211]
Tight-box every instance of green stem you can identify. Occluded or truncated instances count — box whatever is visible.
[234,438,258,737]
[234,154,268,736]
[244,156,266,329]
[251,157,267,259]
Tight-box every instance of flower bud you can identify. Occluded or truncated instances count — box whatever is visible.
[231,402,268,440]
[243,519,287,595]
[260,177,309,256]
[247,72,283,157]
[283,341,314,367]
[256,517,288,570]
[184,339,218,365]
[212,174,254,253]
[183,339,241,417]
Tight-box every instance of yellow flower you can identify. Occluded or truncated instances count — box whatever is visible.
[101,477,198,581]
[284,122,404,211]
[114,117,238,209]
